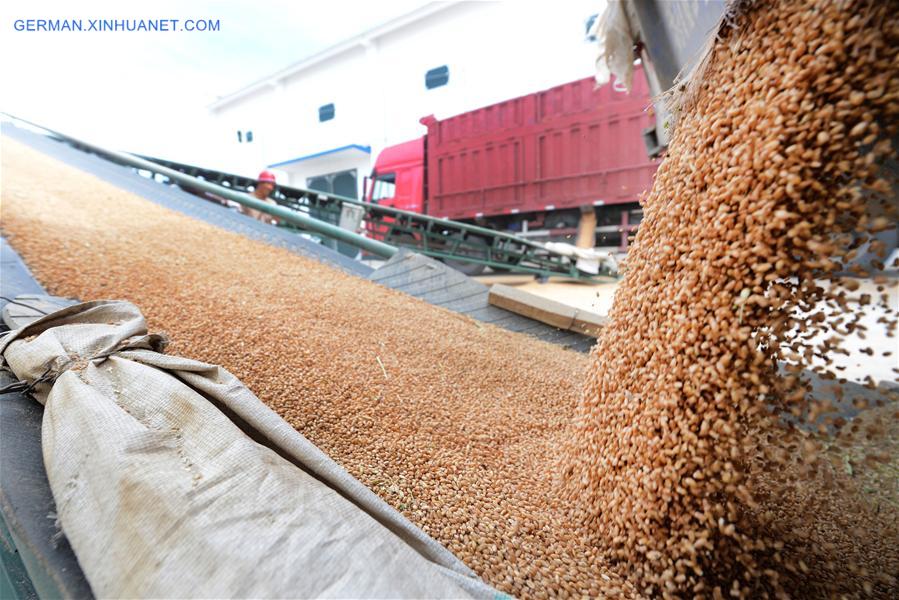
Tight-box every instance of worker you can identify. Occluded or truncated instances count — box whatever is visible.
[242,170,279,225]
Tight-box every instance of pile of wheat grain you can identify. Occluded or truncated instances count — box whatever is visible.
[561,0,898,597]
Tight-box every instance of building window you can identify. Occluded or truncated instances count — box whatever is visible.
[246,131,254,142]
[237,130,243,143]
[425,65,449,89]
[584,14,599,42]
[319,103,335,122]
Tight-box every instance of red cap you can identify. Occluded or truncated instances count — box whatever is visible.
[257,170,276,184]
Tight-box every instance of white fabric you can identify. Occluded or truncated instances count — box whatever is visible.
[592,0,637,91]
[544,241,618,274]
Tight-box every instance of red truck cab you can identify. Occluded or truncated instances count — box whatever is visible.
[367,137,425,213]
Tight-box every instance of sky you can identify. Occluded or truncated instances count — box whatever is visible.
[1,0,454,160]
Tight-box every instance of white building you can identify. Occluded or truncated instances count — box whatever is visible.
[208,1,602,199]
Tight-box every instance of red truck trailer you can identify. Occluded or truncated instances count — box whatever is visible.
[366,66,660,250]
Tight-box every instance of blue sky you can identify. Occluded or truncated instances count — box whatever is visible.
[1,0,438,158]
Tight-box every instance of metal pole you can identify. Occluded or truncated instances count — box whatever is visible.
[3,114,398,259]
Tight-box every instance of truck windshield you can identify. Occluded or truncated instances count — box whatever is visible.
[371,173,396,202]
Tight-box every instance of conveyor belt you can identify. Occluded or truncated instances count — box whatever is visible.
[133,153,605,280]
[4,115,606,281]
[2,122,596,352]
[1,123,373,278]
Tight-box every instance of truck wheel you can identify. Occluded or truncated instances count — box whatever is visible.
[443,235,488,276]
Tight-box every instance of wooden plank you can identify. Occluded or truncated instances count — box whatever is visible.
[488,284,575,329]
[487,284,607,336]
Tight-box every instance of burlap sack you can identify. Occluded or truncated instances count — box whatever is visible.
[0,300,498,598]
